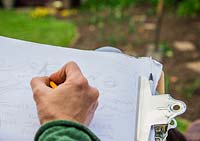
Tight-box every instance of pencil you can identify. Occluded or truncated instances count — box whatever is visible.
[50,81,57,89]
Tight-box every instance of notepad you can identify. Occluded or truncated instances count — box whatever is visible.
[0,36,162,141]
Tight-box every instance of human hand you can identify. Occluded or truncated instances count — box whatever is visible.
[30,62,99,126]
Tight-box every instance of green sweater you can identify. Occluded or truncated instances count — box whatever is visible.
[35,120,100,141]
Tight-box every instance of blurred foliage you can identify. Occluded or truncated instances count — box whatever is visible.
[183,79,200,98]
[31,7,55,18]
[0,10,77,46]
[31,7,78,18]
[159,43,173,58]
[82,0,200,17]
[177,0,200,17]
[129,18,135,34]
[83,0,135,10]
[82,0,160,10]
[164,74,170,94]
[150,0,176,7]
[176,117,191,133]
[87,8,129,26]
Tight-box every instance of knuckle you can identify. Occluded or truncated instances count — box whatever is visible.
[67,61,77,67]
[74,77,89,88]
[33,87,41,96]
[89,87,99,101]
[80,77,89,86]
[32,87,44,101]
[92,88,99,99]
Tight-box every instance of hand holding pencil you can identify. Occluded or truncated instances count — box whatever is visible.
[30,61,99,126]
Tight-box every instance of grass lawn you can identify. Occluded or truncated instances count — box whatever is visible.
[0,9,77,46]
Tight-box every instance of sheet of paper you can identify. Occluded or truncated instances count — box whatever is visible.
[0,36,162,141]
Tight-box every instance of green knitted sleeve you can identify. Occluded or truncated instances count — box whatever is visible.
[34,120,100,141]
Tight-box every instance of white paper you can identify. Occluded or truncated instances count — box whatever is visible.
[0,36,162,141]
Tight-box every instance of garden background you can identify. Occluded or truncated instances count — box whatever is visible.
[0,0,200,139]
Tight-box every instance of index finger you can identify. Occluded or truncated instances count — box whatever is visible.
[30,76,52,101]
[49,61,84,84]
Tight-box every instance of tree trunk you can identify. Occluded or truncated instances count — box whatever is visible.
[70,0,81,8]
[62,0,81,8]
[146,0,165,61]
[155,0,164,52]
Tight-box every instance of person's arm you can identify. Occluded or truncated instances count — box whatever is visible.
[30,62,100,141]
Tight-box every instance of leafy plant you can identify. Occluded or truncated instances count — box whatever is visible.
[183,79,200,98]
[159,43,173,57]
[176,118,191,133]
[107,35,117,46]
[129,18,135,33]
[164,74,170,94]
[83,0,200,17]
[177,0,200,17]
[82,0,135,10]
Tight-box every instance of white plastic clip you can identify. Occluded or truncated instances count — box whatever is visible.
[135,76,186,141]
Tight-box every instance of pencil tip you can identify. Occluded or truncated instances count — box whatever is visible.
[149,73,153,81]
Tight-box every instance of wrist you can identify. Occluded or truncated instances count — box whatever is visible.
[41,115,80,125]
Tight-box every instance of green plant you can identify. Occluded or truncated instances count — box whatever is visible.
[107,35,117,46]
[164,74,170,94]
[183,79,200,98]
[150,0,176,7]
[159,43,173,57]
[129,18,135,34]
[83,0,200,17]
[89,15,103,25]
[177,0,200,17]
[152,0,200,17]
[82,0,135,10]
[176,118,191,133]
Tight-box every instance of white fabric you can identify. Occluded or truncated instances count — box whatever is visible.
[0,36,162,141]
